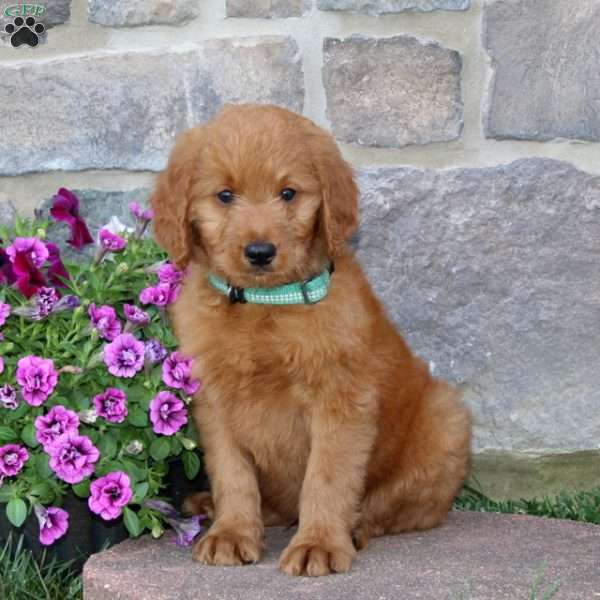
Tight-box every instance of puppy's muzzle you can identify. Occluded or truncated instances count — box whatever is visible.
[244,241,277,267]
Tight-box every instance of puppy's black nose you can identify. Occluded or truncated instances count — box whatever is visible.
[245,241,277,266]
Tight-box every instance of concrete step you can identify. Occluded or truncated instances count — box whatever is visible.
[83,511,600,600]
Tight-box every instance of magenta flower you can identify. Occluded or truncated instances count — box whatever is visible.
[35,405,80,451]
[47,432,100,484]
[16,355,58,406]
[88,304,121,341]
[144,499,206,546]
[129,201,154,222]
[123,304,150,328]
[6,237,49,269]
[88,471,133,520]
[99,229,127,252]
[139,282,175,307]
[162,352,201,395]
[0,444,29,477]
[93,388,128,424]
[45,242,70,287]
[50,188,94,250]
[149,391,188,436]
[0,356,3,374]
[0,384,18,410]
[0,302,10,326]
[34,505,70,546]
[145,339,167,365]
[157,263,183,286]
[103,333,145,378]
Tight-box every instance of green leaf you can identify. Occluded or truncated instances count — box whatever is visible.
[149,437,171,462]
[0,483,16,503]
[34,454,53,478]
[28,482,54,504]
[5,403,27,422]
[0,426,18,443]
[170,436,182,457]
[72,479,91,499]
[132,482,149,504]
[6,498,27,528]
[121,460,147,484]
[128,409,149,428]
[182,450,201,480]
[97,434,118,460]
[123,506,142,537]
[21,424,39,448]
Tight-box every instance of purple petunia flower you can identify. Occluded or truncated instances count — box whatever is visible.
[34,504,70,546]
[45,242,71,288]
[103,333,145,378]
[93,388,128,424]
[16,355,58,406]
[149,391,188,436]
[144,499,207,547]
[0,246,16,285]
[6,237,49,269]
[0,302,10,326]
[162,352,201,396]
[139,282,175,307]
[88,471,133,520]
[157,263,183,286]
[0,444,29,477]
[99,229,127,252]
[0,356,3,374]
[47,432,100,484]
[88,304,122,341]
[50,188,94,250]
[123,304,150,328]
[13,290,79,321]
[145,339,168,365]
[35,405,80,451]
[0,384,18,410]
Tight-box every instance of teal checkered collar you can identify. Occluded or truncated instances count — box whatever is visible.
[207,264,334,305]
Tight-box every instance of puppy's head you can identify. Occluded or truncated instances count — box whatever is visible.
[151,104,358,288]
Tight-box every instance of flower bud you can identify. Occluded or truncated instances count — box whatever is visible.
[116,262,129,274]
[36,228,46,240]
[125,440,144,455]
[151,522,165,538]
[180,437,197,451]
[79,408,98,424]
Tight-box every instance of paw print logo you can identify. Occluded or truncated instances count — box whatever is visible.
[4,15,45,47]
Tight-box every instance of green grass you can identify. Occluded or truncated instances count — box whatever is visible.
[0,535,82,600]
[1,485,597,599]
[454,482,600,524]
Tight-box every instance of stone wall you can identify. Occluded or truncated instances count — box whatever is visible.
[1,0,599,498]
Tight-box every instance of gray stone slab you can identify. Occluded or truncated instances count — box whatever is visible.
[227,0,311,18]
[318,0,470,14]
[356,158,600,453]
[88,0,200,27]
[0,194,17,226]
[484,0,600,141]
[0,37,304,175]
[83,512,600,600]
[323,35,463,148]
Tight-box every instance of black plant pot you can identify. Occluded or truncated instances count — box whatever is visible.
[0,455,209,570]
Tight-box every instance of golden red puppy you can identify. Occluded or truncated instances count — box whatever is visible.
[151,104,472,577]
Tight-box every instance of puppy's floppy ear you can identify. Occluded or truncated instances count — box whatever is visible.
[309,129,359,258]
[150,130,200,269]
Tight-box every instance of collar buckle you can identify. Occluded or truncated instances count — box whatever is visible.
[227,284,247,304]
[299,279,316,305]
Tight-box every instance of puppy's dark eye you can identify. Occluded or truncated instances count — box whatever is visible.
[217,190,234,204]
[280,188,296,202]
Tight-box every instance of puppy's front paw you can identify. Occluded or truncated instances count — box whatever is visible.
[193,528,263,566]
[279,535,356,577]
